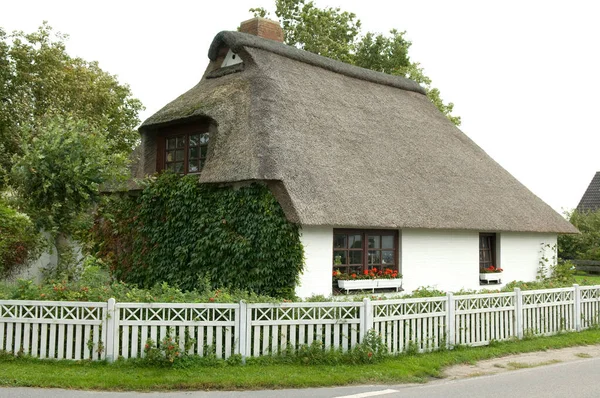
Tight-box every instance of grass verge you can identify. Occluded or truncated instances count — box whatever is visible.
[1,329,599,391]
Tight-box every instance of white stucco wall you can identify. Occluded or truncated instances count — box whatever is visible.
[295,226,558,298]
[500,232,557,283]
[296,225,334,298]
[401,229,480,293]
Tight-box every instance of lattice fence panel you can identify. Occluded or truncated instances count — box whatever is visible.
[579,286,600,329]
[246,302,362,357]
[454,293,516,346]
[372,297,447,353]
[522,288,575,336]
[115,303,239,359]
[0,300,106,360]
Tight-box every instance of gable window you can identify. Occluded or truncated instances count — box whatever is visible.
[157,123,210,175]
[333,229,398,275]
[479,233,496,270]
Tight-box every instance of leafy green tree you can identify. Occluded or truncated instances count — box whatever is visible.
[0,23,142,189]
[0,23,142,275]
[10,115,130,274]
[558,210,600,261]
[250,0,460,125]
[11,115,129,234]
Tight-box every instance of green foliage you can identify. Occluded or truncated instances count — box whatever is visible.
[0,23,142,187]
[250,0,460,126]
[0,272,280,303]
[248,329,388,366]
[0,199,43,277]
[89,174,304,298]
[141,329,196,366]
[10,115,129,235]
[0,23,142,275]
[558,210,600,261]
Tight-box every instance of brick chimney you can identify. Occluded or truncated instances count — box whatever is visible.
[239,17,284,43]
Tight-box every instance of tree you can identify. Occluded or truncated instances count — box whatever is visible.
[250,0,461,126]
[0,23,142,189]
[558,210,600,261]
[0,23,142,276]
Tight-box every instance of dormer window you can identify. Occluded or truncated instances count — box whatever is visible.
[157,123,210,175]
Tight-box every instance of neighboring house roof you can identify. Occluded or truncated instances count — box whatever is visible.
[140,30,577,234]
[576,172,600,213]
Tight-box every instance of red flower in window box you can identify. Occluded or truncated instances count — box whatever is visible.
[333,268,402,280]
[480,266,503,274]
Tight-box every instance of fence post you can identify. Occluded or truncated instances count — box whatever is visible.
[574,284,581,332]
[105,298,116,363]
[238,300,247,361]
[361,298,373,340]
[446,292,455,348]
[514,288,523,339]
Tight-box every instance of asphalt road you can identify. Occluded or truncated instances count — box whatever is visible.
[2,357,599,398]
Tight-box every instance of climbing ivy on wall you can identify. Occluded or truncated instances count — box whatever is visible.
[89,174,304,298]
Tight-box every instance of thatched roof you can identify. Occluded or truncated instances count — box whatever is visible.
[140,31,576,234]
[577,172,600,213]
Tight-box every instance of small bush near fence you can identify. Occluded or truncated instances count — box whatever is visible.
[0,267,279,304]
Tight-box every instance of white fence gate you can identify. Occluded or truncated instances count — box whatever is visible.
[1,284,600,361]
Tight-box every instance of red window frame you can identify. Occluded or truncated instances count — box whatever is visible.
[333,229,399,276]
[156,123,209,174]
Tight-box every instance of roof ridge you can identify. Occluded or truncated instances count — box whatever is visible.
[208,31,427,95]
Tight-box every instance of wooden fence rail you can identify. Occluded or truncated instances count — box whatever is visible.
[1,284,600,361]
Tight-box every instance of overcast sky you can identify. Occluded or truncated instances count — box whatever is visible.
[3,0,599,214]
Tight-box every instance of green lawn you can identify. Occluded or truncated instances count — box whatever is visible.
[574,271,600,285]
[1,329,600,391]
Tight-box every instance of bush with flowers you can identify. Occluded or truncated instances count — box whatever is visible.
[480,266,503,274]
[332,267,401,280]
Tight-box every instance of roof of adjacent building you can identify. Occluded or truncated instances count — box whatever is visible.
[140,30,577,234]
[577,172,600,213]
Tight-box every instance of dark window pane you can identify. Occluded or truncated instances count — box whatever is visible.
[368,236,380,249]
[190,134,199,146]
[368,250,381,264]
[382,250,394,265]
[167,138,177,150]
[200,146,207,158]
[349,250,363,265]
[199,133,209,145]
[190,147,199,159]
[166,163,176,172]
[189,160,199,173]
[349,234,362,248]
[382,236,394,249]
[348,266,362,275]
[173,162,183,173]
[333,234,347,249]
[175,149,184,161]
[333,251,347,266]
[176,136,186,148]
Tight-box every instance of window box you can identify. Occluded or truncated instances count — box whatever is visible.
[337,278,402,293]
[376,278,403,291]
[479,273,502,283]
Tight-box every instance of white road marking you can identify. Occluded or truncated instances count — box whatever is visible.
[334,389,399,398]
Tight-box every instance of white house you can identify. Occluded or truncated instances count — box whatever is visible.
[136,18,577,298]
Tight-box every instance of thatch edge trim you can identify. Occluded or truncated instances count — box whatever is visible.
[208,31,426,95]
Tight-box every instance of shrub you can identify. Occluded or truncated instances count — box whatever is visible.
[0,200,43,277]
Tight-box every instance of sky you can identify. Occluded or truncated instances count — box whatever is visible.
[2,0,599,214]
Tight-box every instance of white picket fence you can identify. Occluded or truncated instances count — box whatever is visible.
[1,284,600,361]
